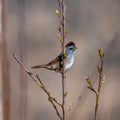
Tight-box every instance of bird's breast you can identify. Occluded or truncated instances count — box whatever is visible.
[65,54,74,71]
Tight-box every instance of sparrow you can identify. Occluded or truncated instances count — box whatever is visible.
[31,41,77,73]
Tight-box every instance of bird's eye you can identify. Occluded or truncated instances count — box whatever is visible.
[69,48,73,50]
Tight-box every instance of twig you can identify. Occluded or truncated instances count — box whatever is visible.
[56,0,67,120]
[85,49,105,120]
[13,53,63,120]
[61,0,66,119]
[94,49,104,120]
[36,75,63,107]
[36,75,63,120]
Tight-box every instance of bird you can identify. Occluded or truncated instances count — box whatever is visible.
[31,41,77,73]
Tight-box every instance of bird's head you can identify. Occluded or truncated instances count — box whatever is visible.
[65,41,77,54]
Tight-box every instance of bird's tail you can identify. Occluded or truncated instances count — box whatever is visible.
[31,64,46,69]
[31,64,61,73]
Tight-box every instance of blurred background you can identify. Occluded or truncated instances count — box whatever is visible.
[1,0,120,120]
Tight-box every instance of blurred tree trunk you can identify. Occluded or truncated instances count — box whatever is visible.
[17,0,28,120]
[1,0,11,120]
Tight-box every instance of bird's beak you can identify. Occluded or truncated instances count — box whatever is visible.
[75,46,78,49]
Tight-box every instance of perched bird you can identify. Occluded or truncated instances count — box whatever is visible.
[31,41,77,73]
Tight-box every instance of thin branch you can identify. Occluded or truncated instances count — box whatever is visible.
[61,0,67,120]
[36,75,63,120]
[36,75,62,107]
[56,0,67,120]
[53,98,63,107]
[13,53,63,120]
[94,49,104,120]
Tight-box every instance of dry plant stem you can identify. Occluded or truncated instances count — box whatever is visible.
[13,54,63,120]
[57,0,67,119]
[60,0,66,120]
[94,55,104,120]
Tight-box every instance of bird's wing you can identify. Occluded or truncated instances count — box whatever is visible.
[31,52,67,73]
[46,53,63,66]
